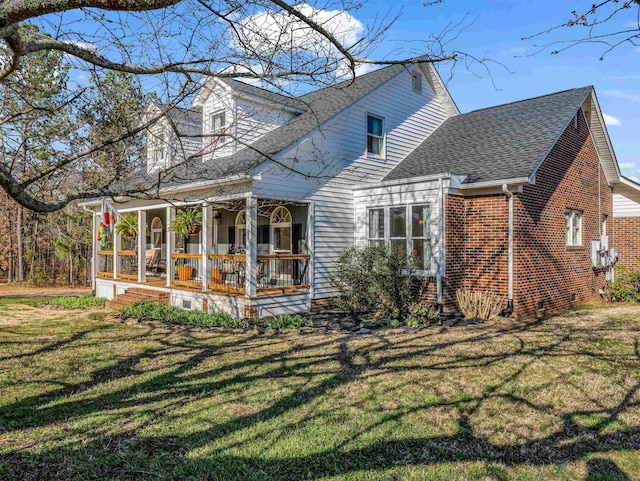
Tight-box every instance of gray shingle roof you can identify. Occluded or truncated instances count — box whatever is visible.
[384,86,593,184]
[152,64,408,188]
[220,78,306,111]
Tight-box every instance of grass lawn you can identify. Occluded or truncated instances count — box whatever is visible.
[1,297,640,480]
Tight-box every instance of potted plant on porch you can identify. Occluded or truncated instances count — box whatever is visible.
[169,208,203,281]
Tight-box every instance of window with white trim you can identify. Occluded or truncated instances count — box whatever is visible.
[411,69,422,93]
[411,205,431,270]
[389,206,407,256]
[367,208,385,246]
[366,114,384,156]
[150,217,163,248]
[211,110,227,144]
[366,204,432,271]
[566,209,582,246]
[235,210,246,246]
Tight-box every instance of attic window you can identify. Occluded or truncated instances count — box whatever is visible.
[412,69,422,93]
[211,110,227,144]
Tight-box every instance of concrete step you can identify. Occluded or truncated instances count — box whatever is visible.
[126,287,169,299]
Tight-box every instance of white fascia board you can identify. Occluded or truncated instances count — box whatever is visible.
[158,174,251,195]
[589,89,622,183]
[78,174,252,208]
[353,173,453,191]
[459,176,531,191]
[425,63,460,116]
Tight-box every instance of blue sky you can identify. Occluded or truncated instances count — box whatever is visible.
[355,0,639,180]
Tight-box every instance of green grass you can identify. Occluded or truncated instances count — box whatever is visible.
[1,299,640,480]
[44,294,106,309]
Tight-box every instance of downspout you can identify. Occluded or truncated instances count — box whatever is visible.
[437,177,445,313]
[500,184,514,316]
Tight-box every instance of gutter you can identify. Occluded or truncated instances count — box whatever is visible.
[500,184,514,317]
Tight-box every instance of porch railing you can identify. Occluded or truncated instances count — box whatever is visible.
[208,254,310,293]
[257,255,310,291]
[97,250,114,278]
[117,250,138,280]
[209,254,246,294]
[172,253,202,290]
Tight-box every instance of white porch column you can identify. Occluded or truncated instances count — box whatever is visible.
[91,211,98,291]
[245,196,257,299]
[113,233,121,280]
[137,210,147,283]
[166,206,175,287]
[307,202,315,300]
[202,205,212,292]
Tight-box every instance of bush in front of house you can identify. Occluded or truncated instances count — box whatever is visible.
[45,295,106,309]
[120,301,249,328]
[406,302,439,327]
[331,245,416,321]
[120,301,314,331]
[456,289,504,321]
[607,265,640,302]
[262,314,313,330]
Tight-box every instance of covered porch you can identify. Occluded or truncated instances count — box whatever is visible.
[92,196,313,317]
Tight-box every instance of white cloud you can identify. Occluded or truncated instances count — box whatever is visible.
[619,161,636,169]
[233,4,366,81]
[602,113,621,126]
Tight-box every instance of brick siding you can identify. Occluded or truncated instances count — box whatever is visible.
[611,217,640,270]
[442,110,612,319]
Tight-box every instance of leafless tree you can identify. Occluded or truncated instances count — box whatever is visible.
[0,0,478,213]
[524,0,640,59]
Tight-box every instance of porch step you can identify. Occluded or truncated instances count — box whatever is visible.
[105,300,129,309]
[116,293,169,305]
[126,287,169,299]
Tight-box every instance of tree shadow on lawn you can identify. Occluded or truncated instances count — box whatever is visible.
[1,309,640,480]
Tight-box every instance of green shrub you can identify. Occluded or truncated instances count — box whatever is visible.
[607,265,640,302]
[261,314,312,330]
[331,245,416,319]
[406,302,439,327]
[45,294,106,309]
[120,301,248,328]
[330,246,381,314]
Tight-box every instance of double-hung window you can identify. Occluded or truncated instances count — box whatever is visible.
[389,206,407,256]
[368,208,385,246]
[367,204,432,271]
[566,209,582,246]
[211,110,227,144]
[367,115,384,156]
[411,205,431,269]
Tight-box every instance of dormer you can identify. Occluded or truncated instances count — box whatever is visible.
[192,78,304,162]
[144,103,203,173]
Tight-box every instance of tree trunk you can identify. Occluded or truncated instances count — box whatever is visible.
[16,204,23,281]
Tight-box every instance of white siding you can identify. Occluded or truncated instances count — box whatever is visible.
[614,193,640,217]
[256,294,310,318]
[199,83,297,162]
[252,65,454,298]
[147,114,202,174]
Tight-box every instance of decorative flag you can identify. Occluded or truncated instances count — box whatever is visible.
[101,199,120,234]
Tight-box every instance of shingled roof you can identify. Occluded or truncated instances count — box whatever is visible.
[153,64,409,188]
[384,86,594,184]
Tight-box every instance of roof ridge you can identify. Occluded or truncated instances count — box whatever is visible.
[222,78,298,101]
[297,64,404,99]
[462,86,593,116]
